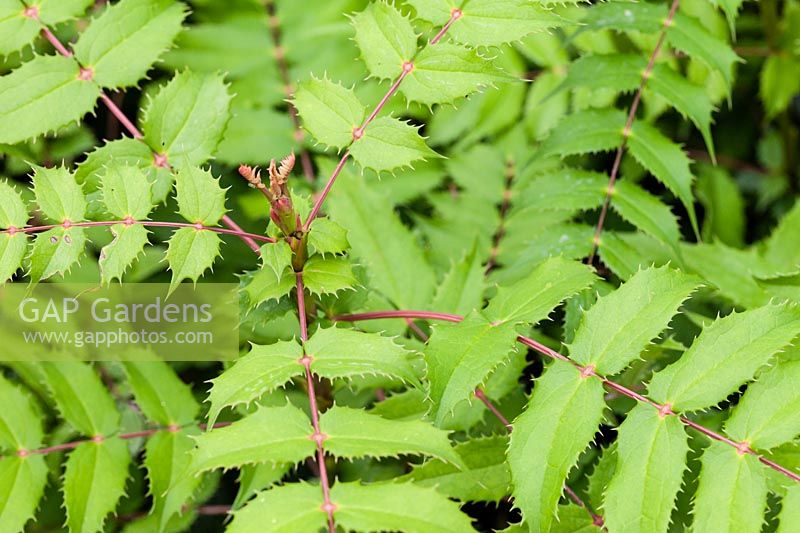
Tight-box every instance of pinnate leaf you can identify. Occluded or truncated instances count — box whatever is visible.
[0,183,28,282]
[122,361,199,426]
[580,2,665,33]
[350,116,439,173]
[294,77,365,150]
[0,455,48,533]
[0,376,43,450]
[100,224,149,284]
[446,0,564,47]
[539,109,625,158]
[166,228,220,290]
[144,429,201,532]
[101,164,154,219]
[32,165,86,223]
[351,1,417,80]
[779,486,800,533]
[611,181,682,253]
[242,266,295,307]
[302,256,357,296]
[0,0,39,56]
[430,240,485,315]
[28,227,87,283]
[228,483,326,533]
[260,240,292,282]
[307,218,348,256]
[175,166,227,225]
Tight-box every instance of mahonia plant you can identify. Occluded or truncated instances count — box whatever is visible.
[0,0,799,532]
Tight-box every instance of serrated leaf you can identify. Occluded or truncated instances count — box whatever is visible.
[725,360,800,450]
[308,218,348,256]
[611,181,682,253]
[332,482,475,533]
[0,55,100,145]
[101,164,154,219]
[242,267,295,307]
[227,482,326,533]
[539,109,625,158]
[404,0,454,25]
[206,340,304,428]
[424,311,518,426]
[351,1,417,80]
[447,0,563,47]
[32,166,86,223]
[580,2,665,33]
[647,304,800,412]
[73,0,186,88]
[401,43,510,106]
[233,462,292,511]
[122,361,199,426]
[692,442,767,533]
[520,169,606,212]
[99,223,149,284]
[0,376,43,450]
[28,227,87,283]
[484,256,596,325]
[174,166,226,225]
[36,0,94,24]
[430,239,485,315]
[568,266,698,375]
[0,182,28,281]
[305,327,419,385]
[190,404,314,473]
[40,361,119,436]
[778,486,800,533]
[64,438,131,533]
[0,455,48,533]
[0,181,28,229]
[142,71,232,167]
[320,405,462,466]
[0,0,39,56]
[760,201,800,277]
[260,240,292,283]
[603,405,688,533]
[507,361,606,533]
[302,256,357,296]
[166,228,220,291]
[294,77,365,150]
[401,435,511,502]
[350,116,439,173]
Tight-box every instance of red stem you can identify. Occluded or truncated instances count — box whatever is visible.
[221,214,262,253]
[587,0,681,265]
[99,93,143,139]
[333,310,800,484]
[473,388,512,431]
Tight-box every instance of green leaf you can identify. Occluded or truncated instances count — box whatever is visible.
[142,71,232,167]
[233,462,292,510]
[73,0,187,88]
[36,0,94,24]
[0,376,43,450]
[519,169,605,212]
[628,121,699,238]
[580,2,665,33]
[569,266,698,375]
[63,438,131,533]
[294,77,365,150]
[603,405,688,533]
[305,327,419,385]
[760,55,800,119]
[205,340,304,427]
[778,486,800,533]
[424,311,519,426]
[27,227,86,283]
[99,224,149,284]
[402,43,510,106]
[190,404,314,473]
[692,442,767,533]
[228,483,326,533]
[327,169,436,309]
[0,181,28,229]
[725,360,800,450]
[320,405,462,466]
[539,109,625,158]
[430,240,485,315]
[449,0,563,47]
[0,55,100,144]
[611,181,682,253]
[350,116,439,173]
[175,166,227,225]
[122,361,199,426]
[0,183,28,282]
[405,0,452,25]
[32,165,86,223]
[508,360,606,532]
[166,228,221,291]
[261,240,293,282]
[0,0,39,56]
[101,164,154,219]
[760,201,800,277]
[647,304,800,412]
[401,435,511,502]
[302,256,357,296]
[40,361,119,436]
[332,482,475,533]
[242,267,295,307]
[351,1,417,80]
[0,455,48,533]
[484,256,596,325]
[308,218,349,256]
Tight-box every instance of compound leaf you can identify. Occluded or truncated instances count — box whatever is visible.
[166,228,221,291]
[175,166,227,226]
[302,256,357,296]
[351,1,417,80]
[227,483,326,533]
[122,361,199,426]
[294,77,365,150]
[32,165,86,223]
[350,116,439,173]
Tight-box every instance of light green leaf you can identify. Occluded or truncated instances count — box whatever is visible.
[760,55,800,119]
[603,405,688,533]
[260,240,293,283]
[166,228,221,291]
[760,200,800,277]
[305,327,419,385]
[233,462,292,511]
[569,266,698,375]
[302,256,357,296]
[175,166,227,226]
[430,240,485,315]
[519,169,605,212]
[122,361,199,426]
[351,1,417,80]
[580,2,665,33]
[0,376,43,450]
[99,223,149,284]
[508,361,606,533]
[227,483,326,533]
[0,0,39,56]
[0,55,100,144]
[242,267,295,307]
[142,71,232,167]
[725,360,800,450]
[778,486,800,533]
[64,438,131,533]
[448,0,563,47]
[294,77,365,150]
[101,164,154,219]
[484,256,596,325]
[0,455,48,533]
[205,340,304,428]
[332,482,475,533]
[320,405,462,466]
[28,227,87,283]
[73,0,187,88]
[190,404,314,473]
[0,181,28,229]
[611,181,682,253]
[36,0,94,24]
[539,109,625,158]
[405,0,454,25]
[692,442,767,533]
[647,304,800,412]
[308,218,348,256]
[350,116,439,173]
[0,232,26,283]
[32,165,86,223]
[402,43,510,105]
